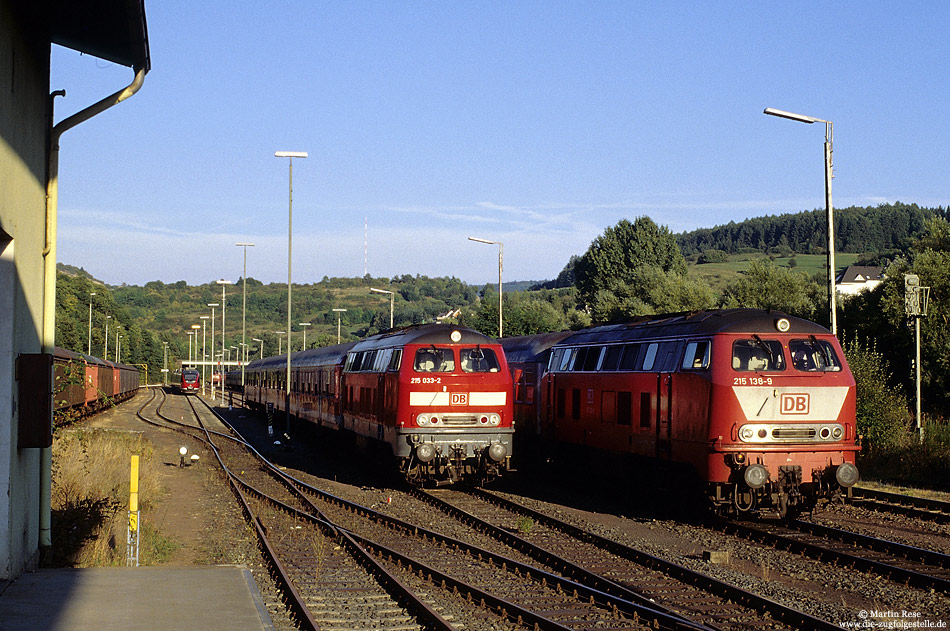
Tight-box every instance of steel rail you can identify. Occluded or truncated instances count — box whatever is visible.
[464,487,841,631]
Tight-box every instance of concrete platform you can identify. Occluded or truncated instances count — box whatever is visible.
[0,566,273,631]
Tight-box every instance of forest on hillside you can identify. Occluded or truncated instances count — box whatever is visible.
[676,202,946,257]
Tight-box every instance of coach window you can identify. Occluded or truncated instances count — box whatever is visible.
[617,391,632,425]
[414,347,455,372]
[790,339,842,372]
[732,339,786,371]
[460,347,500,372]
[681,341,711,371]
[571,388,581,420]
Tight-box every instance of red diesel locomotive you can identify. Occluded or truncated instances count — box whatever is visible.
[502,309,860,519]
[242,324,514,485]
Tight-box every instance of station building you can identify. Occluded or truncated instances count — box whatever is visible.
[0,0,149,579]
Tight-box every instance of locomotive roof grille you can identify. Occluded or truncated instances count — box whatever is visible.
[245,324,497,372]
[549,309,828,348]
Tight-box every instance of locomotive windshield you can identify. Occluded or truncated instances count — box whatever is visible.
[182,370,199,380]
[460,347,500,373]
[414,347,455,372]
[790,338,842,372]
[732,339,785,371]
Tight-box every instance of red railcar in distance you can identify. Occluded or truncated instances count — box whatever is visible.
[502,309,860,519]
[180,369,200,393]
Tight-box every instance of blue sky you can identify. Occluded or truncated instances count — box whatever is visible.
[52,2,950,287]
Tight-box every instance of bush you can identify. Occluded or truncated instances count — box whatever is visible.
[841,337,910,450]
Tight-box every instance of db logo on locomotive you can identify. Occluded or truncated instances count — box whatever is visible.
[780,393,810,414]
[450,392,468,406]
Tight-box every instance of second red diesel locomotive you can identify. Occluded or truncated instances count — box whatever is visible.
[502,309,861,519]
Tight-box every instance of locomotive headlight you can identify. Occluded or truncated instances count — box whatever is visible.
[832,427,843,439]
[487,443,507,462]
[743,463,770,489]
[775,318,791,332]
[416,443,437,463]
[740,427,754,440]
[417,414,441,426]
[835,462,859,488]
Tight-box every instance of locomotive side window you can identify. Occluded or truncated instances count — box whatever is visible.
[601,345,623,371]
[619,344,641,370]
[642,344,658,371]
[387,349,402,371]
[414,347,456,372]
[790,339,842,372]
[549,347,575,372]
[732,339,786,371]
[460,347,500,372]
[681,341,711,371]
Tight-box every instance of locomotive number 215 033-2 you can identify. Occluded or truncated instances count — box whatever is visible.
[410,377,442,384]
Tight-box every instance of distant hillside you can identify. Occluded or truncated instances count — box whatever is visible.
[56,263,100,281]
[676,202,945,256]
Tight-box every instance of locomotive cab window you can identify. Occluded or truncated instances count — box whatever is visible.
[460,347,500,372]
[414,347,455,372]
[790,339,842,372]
[732,338,786,372]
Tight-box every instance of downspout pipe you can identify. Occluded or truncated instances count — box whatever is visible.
[40,66,146,559]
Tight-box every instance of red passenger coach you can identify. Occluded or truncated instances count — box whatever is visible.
[243,324,514,486]
[501,310,860,519]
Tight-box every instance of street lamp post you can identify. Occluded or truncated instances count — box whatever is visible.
[114,325,120,362]
[208,302,218,400]
[275,150,307,435]
[187,331,194,364]
[118,335,123,363]
[236,242,255,387]
[468,237,504,337]
[200,316,209,394]
[252,338,263,359]
[87,292,96,355]
[216,280,231,392]
[104,315,112,359]
[764,107,837,335]
[299,322,311,351]
[370,288,395,329]
[190,326,200,369]
[276,331,285,355]
[162,342,168,386]
[332,308,347,344]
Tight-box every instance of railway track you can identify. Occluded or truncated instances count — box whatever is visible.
[721,519,950,594]
[144,389,707,631]
[850,487,950,524]
[137,389,453,631]
[407,487,839,631]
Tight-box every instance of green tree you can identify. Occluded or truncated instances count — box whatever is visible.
[718,259,823,322]
[575,217,686,301]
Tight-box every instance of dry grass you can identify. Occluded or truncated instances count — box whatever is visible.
[50,428,167,567]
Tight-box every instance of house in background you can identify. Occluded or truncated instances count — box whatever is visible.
[836,265,885,297]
